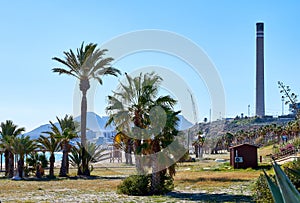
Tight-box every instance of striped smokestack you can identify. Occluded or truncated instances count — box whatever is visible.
[256,22,265,117]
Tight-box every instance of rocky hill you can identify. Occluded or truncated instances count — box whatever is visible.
[187,116,294,139]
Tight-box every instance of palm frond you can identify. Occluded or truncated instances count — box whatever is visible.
[52,68,79,78]
[52,57,77,71]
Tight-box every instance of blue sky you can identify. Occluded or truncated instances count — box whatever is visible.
[1,1,300,132]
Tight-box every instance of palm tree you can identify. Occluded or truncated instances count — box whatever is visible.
[12,135,37,179]
[106,72,163,173]
[37,135,60,178]
[44,115,77,177]
[69,141,105,175]
[52,42,121,176]
[224,132,233,151]
[193,131,204,157]
[25,152,48,177]
[149,106,180,194]
[0,120,25,178]
[106,72,180,194]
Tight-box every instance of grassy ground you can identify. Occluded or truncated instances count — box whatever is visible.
[0,153,269,203]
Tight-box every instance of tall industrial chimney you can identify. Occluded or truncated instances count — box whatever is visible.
[256,22,265,117]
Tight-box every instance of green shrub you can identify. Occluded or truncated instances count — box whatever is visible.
[253,174,274,203]
[292,138,300,148]
[160,174,174,194]
[117,175,150,195]
[178,152,194,162]
[26,153,48,168]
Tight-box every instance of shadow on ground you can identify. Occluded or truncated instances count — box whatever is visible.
[178,177,249,183]
[167,191,254,202]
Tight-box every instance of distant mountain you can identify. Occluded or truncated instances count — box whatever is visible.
[25,112,193,140]
[24,124,53,140]
[74,112,115,132]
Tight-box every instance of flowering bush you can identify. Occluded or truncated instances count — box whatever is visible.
[280,143,294,152]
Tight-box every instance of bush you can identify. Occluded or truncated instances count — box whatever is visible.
[253,174,274,203]
[26,153,48,175]
[178,152,195,162]
[117,175,150,195]
[292,138,300,148]
[118,172,175,196]
[156,174,174,194]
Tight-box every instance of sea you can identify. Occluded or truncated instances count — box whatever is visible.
[0,152,63,166]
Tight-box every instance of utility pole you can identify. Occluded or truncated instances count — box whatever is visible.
[248,105,250,117]
[282,96,284,115]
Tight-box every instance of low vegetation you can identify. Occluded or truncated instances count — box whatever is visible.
[0,159,263,202]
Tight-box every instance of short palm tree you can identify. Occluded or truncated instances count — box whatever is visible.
[0,120,25,178]
[193,131,204,157]
[12,135,37,179]
[224,132,233,151]
[69,141,105,175]
[106,72,180,194]
[106,72,163,173]
[52,42,121,176]
[37,135,60,178]
[44,115,78,177]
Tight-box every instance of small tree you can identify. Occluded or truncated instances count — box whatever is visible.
[0,120,25,178]
[26,152,48,177]
[193,131,205,158]
[12,135,37,179]
[69,141,105,175]
[44,115,78,177]
[37,135,60,178]
[278,81,299,117]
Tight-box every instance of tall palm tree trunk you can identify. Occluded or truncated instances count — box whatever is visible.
[59,145,68,177]
[81,92,87,146]
[134,139,143,174]
[66,154,69,174]
[49,153,55,177]
[17,156,24,178]
[195,145,199,158]
[80,79,90,176]
[133,112,145,174]
[4,150,9,177]
[8,151,14,178]
[125,140,133,165]
[151,139,161,194]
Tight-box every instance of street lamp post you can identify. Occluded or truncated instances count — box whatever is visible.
[282,96,284,115]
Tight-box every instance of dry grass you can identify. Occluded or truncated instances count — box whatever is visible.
[0,153,265,202]
[174,170,260,190]
[0,177,121,197]
[258,145,274,163]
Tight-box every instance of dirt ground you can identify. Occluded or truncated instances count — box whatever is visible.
[0,152,263,202]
